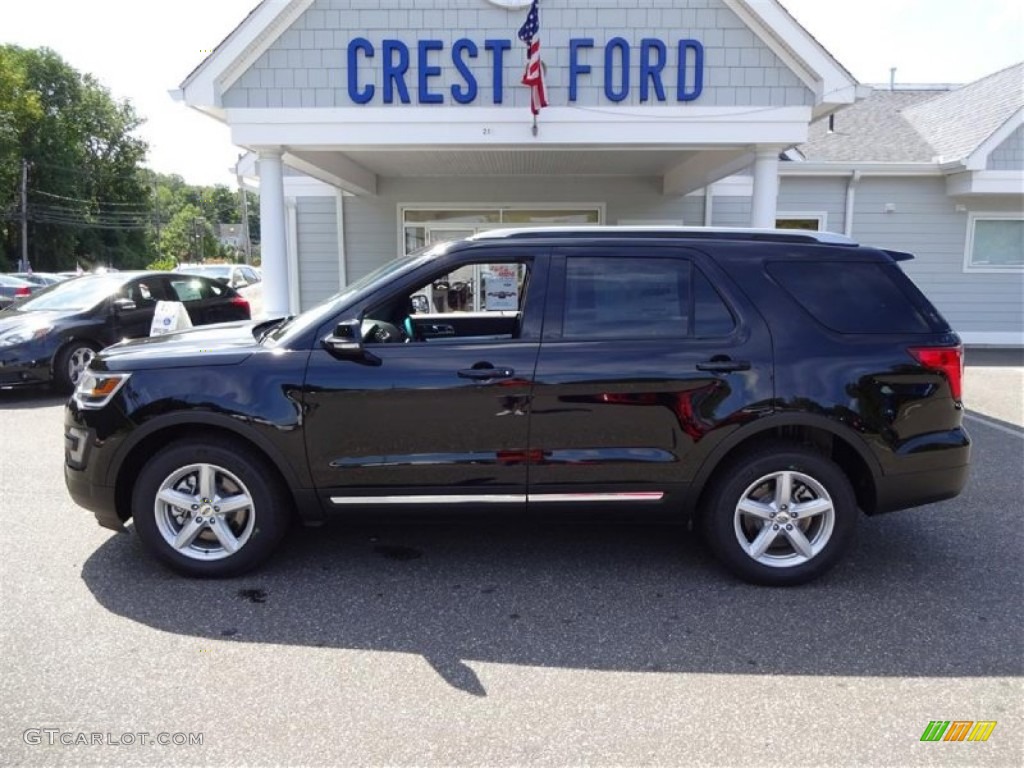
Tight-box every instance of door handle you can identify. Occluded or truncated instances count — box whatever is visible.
[696,358,751,373]
[458,367,515,381]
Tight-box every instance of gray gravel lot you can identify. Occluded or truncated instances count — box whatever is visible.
[1,356,1021,766]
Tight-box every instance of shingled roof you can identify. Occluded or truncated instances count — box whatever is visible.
[902,62,1024,164]
[798,90,942,162]
[796,62,1024,165]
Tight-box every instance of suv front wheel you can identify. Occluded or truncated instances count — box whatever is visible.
[702,443,857,586]
[131,438,290,577]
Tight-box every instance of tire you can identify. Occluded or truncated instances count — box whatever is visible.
[131,438,291,578]
[701,442,857,586]
[54,341,98,393]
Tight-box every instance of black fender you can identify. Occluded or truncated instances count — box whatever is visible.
[104,410,313,494]
[685,412,884,513]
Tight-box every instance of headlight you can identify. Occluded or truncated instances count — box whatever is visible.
[0,325,52,348]
[73,372,131,410]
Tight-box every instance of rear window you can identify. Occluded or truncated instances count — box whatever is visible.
[767,261,932,334]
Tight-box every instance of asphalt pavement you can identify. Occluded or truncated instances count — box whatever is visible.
[0,356,1021,766]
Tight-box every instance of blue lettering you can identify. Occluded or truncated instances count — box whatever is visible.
[678,39,704,102]
[485,39,511,104]
[604,37,630,102]
[569,38,594,102]
[347,38,374,104]
[417,40,443,104]
[640,39,667,102]
[451,39,479,104]
[382,40,411,104]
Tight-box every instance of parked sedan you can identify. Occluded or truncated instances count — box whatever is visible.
[175,263,265,320]
[0,274,38,310]
[10,272,71,287]
[0,271,250,391]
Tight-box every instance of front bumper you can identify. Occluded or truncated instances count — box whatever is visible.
[0,344,52,386]
[65,462,123,531]
[64,405,128,532]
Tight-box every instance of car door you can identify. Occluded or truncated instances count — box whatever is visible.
[301,249,548,510]
[109,276,164,341]
[527,245,774,511]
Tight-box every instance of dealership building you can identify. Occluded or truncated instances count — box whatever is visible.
[175,0,1024,345]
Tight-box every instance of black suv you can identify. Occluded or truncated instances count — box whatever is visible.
[64,228,970,585]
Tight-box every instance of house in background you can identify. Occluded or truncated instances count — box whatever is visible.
[774,62,1024,346]
[217,223,244,250]
[175,0,1022,346]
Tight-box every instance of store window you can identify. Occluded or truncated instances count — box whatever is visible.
[965,215,1024,271]
[402,206,601,254]
[776,214,826,231]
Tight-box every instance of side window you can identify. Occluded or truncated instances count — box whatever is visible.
[416,262,528,314]
[767,261,932,333]
[241,267,260,284]
[694,268,736,337]
[168,277,210,302]
[123,280,160,307]
[363,259,531,344]
[563,257,691,339]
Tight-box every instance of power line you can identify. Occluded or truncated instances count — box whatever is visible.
[31,189,152,209]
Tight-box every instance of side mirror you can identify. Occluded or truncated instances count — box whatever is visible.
[410,294,429,314]
[112,297,136,312]
[323,318,363,356]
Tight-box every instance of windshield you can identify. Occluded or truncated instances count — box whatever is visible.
[262,245,444,346]
[16,275,124,312]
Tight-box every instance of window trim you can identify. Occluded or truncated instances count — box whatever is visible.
[963,212,1024,273]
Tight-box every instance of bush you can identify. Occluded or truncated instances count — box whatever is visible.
[146,256,177,271]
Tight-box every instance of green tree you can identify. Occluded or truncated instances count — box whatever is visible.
[0,45,151,271]
[149,172,260,263]
[158,204,223,263]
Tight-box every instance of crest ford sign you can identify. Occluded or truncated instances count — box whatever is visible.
[345,36,705,105]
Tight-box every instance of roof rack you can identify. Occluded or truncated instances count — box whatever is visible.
[470,226,859,246]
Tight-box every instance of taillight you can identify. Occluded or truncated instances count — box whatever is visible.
[14,286,31,297]
[230,296,250,313]
[909,345,963,401]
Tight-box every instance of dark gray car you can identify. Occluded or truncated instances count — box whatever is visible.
[0,274,38,310]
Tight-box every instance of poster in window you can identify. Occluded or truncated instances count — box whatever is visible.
[484,265,519,310]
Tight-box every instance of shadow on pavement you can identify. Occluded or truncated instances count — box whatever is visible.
[0,385,65,409]
[81,474,1022,696]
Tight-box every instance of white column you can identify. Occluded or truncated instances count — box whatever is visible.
[258,149,290,318]
[750,148,781,229]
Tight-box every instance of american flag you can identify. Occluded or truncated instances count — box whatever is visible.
[518,0,548,116]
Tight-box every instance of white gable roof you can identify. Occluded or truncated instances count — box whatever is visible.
[176,0,861,119]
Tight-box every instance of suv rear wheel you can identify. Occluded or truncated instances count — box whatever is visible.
[131,438,290,577]
[702,443,857,586]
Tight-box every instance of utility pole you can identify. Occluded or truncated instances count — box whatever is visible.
[20,159,29,273]
[152,175,162,257]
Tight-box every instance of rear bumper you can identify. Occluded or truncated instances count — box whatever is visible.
[870,426,972,514]
[872,462,970,514]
